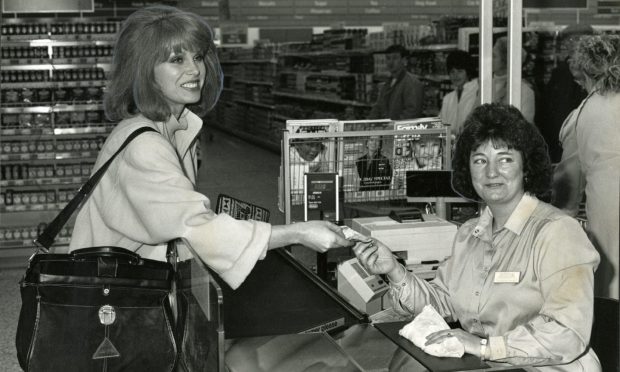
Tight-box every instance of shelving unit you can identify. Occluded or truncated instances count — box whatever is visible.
[209,36,459,153]
[0,19,119,267]
[212,48,280,151]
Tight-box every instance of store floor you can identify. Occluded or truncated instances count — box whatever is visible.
[0,127,287,370]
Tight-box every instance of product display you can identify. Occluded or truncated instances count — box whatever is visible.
[0,19,117,266]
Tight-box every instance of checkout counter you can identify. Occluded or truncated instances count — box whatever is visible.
[177,243,532,372]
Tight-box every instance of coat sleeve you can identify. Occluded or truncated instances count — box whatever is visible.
[107,134,271,289]
[399,77,425,119]
[388,259,457,321]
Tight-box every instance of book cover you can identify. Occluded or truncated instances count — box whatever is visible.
[392,117,444,199]
[337,119,394,202]
[285,119,338,207]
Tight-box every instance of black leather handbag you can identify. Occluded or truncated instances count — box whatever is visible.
[16,127,179,372]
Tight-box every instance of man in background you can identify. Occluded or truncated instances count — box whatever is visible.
[369,44,425,120]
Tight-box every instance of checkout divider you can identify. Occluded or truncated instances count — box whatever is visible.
[176,241,532,372]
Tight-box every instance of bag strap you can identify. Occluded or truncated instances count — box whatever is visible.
[35,127,158,250]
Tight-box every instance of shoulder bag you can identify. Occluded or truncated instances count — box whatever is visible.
[16,127,180,372]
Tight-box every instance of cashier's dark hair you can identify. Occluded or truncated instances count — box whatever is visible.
[104,5,223,122]
[451,103,552,201]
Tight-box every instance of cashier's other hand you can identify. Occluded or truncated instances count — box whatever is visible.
[353,239,397,275]
[425,329,482,356]
[295,221,353,253]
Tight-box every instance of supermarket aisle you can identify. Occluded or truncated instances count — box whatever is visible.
[198,127,284,224]
[0,127,285,370]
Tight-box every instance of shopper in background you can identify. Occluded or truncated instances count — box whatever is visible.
[439,50,479,137]
[354,103,600,371]
[492,37,536,124]
[356,135,392,190]
[553,34,620,299]
[69,5,352,290]
[369,44,425,120]
[540,24,594,163]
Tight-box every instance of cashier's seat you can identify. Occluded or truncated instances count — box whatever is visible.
[590,296,619,372]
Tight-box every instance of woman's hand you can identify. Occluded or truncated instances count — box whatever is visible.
[425,329,484,357]
[353,239,398,277]
[294,221,354,252]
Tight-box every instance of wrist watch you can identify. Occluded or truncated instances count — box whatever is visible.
[480,338,488,360]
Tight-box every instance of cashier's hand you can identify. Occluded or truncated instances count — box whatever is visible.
[294,221,353,253]
[353,239,398,276]
[425,329,483,357]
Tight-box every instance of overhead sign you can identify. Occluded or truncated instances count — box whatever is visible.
[2,0,94,13]
[523,0,587,9]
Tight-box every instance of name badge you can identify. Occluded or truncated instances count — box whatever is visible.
[494,271,520,283]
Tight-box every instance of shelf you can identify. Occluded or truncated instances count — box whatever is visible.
[272,90,371,107]
[235,79,273,86]
[1,57,112,66]
[1,202,69,213]
[1,151,98,162]
[1,124,112,137]
[278,48,377,57]
[0,176,89,188]
[0,63,110,71]
[0,237,70,250]
[277,69,358,78]
[1,80,106,89]
[1,34,116,43]
[220,58,276,64]
[1,103,103,114]
[234,99,275,110]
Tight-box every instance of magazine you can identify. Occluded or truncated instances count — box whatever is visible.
[284,119,339,208]
[337,119,394,202]
[392,117,444,199]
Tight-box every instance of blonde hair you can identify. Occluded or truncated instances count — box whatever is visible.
[572,34,620,94]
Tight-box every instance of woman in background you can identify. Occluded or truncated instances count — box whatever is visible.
[553,34,620,299]
[439,50,478,137]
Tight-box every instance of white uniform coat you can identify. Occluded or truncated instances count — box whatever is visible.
[439,79,479,136]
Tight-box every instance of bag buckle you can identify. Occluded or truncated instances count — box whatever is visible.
[98,305,116,325]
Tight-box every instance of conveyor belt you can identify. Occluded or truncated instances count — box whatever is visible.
[211,248,368,339]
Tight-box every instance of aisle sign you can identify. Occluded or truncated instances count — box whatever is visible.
[2,0,94,13]
[220,22,248,45]
[523,0,587,9]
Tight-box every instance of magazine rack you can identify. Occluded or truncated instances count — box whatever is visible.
[280,118,463,225]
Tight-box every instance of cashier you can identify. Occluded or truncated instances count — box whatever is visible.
[353,103,601,371]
